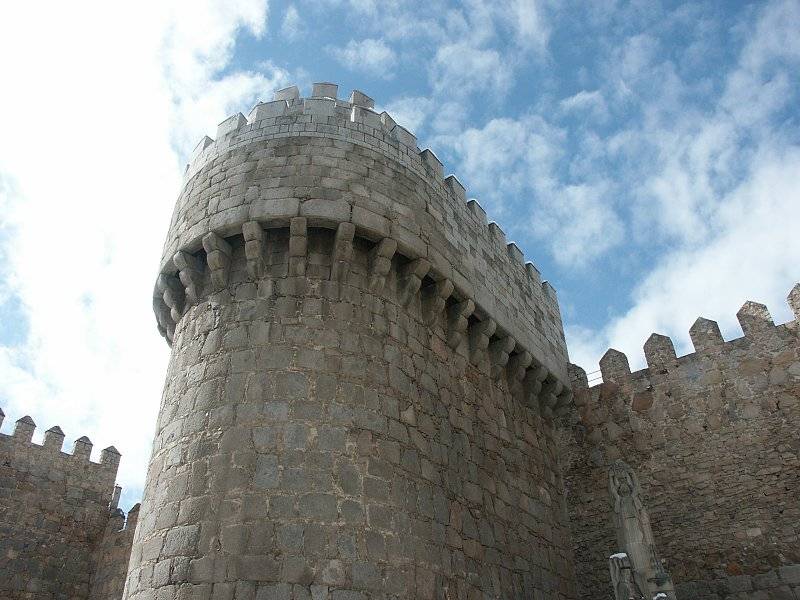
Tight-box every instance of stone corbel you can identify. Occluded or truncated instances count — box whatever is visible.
[330,222,355,282]
[539,376,563,418]
[368,238,397,293]
[488,336,515,378]
[421,279,454,325]
[399,258,431,306]
[152,294,172,341]
[523,364,549,408]
[447,299,474,349]
[468,317,496,364]
[202,232,232,290]
[173,250,204,303]
[157,274,185,323]
[242,221,266,278]
[507,351,533,384]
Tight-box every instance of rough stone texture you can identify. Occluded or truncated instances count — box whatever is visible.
[91,505,140,599]
[130,84,576,599]
[0,418,131,599]
[127,227,577,599]
[672,564,800,600]
[154,87,569,388]
[563,296,800,600]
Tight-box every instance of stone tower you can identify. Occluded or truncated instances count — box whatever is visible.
[124,83,576,599]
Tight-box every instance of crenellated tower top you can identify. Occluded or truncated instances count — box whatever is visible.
[153,82,571,397]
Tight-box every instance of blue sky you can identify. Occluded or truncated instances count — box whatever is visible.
[0,0,798,508]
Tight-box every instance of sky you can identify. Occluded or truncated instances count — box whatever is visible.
[0,0,798,509]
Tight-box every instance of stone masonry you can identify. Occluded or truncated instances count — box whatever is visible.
[124,83,576,600]
[1,82,798,600]
[0,411,137,599]
[564,287,800,600]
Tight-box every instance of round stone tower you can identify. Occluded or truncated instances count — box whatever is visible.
[124,83,576,599]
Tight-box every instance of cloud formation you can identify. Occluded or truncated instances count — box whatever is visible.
[330,38,397,78]
[0,0,289,508]
[281,5,303,39]
[564,0,800,372]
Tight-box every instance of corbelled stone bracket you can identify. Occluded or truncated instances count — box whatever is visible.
[469,318,497,365]
[488,336,515,379]
[508,351,533,384]
[242,221,267,278]
[523,365,549,408]
[157,274,185,323]
[153,294,173,342]
[447,299,475,350]
[202,232,232,290]
[421,279,454,326]
[369,238,397,293]
[399,258,431,307]
[330,222,355,282]
[539,376,564,418]
[173,250,203,304]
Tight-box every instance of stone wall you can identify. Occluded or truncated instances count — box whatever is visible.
[674,564,800,599]
[0,411,130,599]
[90,504,140,599]
[127,83,578,599]
[563,286,800,599]
[126,226,577,599]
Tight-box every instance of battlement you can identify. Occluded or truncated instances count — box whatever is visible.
[564,284,800,595]
[99,502,140,543]
[569,283,800,436]
[156,82,569,392]
[0,407,121,490]
[0,408,127,599]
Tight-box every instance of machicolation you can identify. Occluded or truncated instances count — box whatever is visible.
[1,82,798,600]
[132,82,576,599]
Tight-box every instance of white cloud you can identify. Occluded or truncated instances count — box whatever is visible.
[0,0,286,509]
[442,115,623,267]
[430,43,513,97]
[330,38,397,78]
[281,4,303,40]
[380,96,435,134]
[567,0,800,373]
[567,148,800,373]
[533,182,623,266]
[560,90,608,122]
[506,0,549,52]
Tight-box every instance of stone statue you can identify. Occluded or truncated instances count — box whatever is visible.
[608,460,677,600]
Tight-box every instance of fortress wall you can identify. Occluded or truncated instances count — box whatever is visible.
[0,413,122,599]
[563,287,800,600]
[90,504,140,600]
[125,222,577,598]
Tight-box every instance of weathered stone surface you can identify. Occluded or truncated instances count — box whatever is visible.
[565,292,800,600]
[128,84,576,600]
[0,417,131,600]
[161,85,569,383]
[126,227,577,599]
